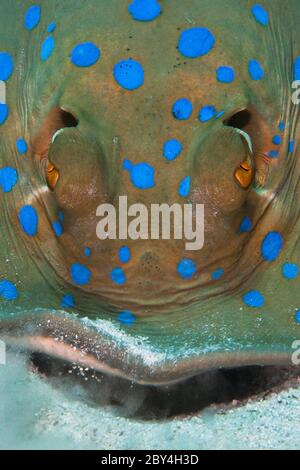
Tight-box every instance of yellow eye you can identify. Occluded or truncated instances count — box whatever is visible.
[46,161,60,190]
[234,160,254,189]
[232,127,255,190]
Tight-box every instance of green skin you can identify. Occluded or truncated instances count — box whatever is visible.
[0,0,299,384]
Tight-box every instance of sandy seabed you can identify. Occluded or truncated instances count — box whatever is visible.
[0,351,299,450]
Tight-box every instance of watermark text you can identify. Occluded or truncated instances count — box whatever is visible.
[96,196,205,251]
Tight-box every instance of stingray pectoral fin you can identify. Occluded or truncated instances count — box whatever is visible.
[0,312,135,382]
[0,320,292,386]
[4,334,130,380]
[0,292,298,385]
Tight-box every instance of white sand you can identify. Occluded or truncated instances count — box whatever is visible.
[0,352,299,450]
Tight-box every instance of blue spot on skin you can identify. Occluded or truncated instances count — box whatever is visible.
[295,310,300,325]
[123,160,155,190]
[113,59,144,90]
[118,311,136,326]
[47,22,56,33]
[70,263,91,286]
[240,217,253,233]
[0,52,14,81]
[0,104,9,125]
[61,294,75,308]
[178,28,215,59]
[123,160,132,171]
[243,290,265,308]
[289,140,295,153]
[71,43,100,67]
[19,205,38,237]
[84,247,92,257]
[41,36,55,61]
[215,110,225,119]
[216,66,235,83]
[163,139,183,161]
[118,246,131,264]
[0,167,18,193]
[0,280,18,301]
[128,0,161,21]
[178,176,190,198]
[110,267,126,286]
[52,220,63,237]
[251,4,269,26]
[172,98,193,120]
[16,138,28,154]
[177,258,197,280]
[58,211,64,222]
[294,56,300,81]
[282,263,299,280]
[279,121,285,131]
[212,268,224,280]
[261,231,283,262]
[248,60,264,80]
[272,135,281,145]
[24,5,41,31]
[199,106,216,122]
[268,150,279,158]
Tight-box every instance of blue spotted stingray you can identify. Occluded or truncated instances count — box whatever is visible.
[0,0,299,385]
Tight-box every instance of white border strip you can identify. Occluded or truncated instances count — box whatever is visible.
[0,340,6,365]
[0,80,6,104]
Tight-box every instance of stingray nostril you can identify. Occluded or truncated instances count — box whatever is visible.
[51,108,79,144]
[59,108,79,128]
[33,106,79,158]
[224,109,252,130]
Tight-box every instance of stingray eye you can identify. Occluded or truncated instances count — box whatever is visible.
[234,159,254,190]
[46,109,78,190]
[224,109,255,189]
[34,107,78,190]
[46,161,60,191]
